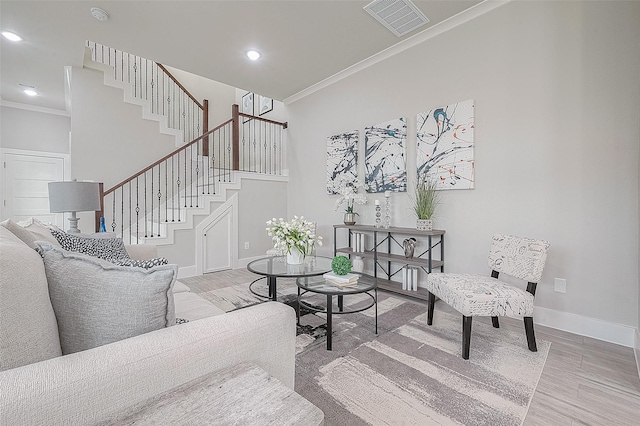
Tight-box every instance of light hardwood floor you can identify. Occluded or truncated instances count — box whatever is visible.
[180,269,640,425]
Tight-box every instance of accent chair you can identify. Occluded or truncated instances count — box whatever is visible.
[425,234,550,359]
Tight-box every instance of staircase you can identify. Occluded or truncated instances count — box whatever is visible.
[83,42,288,248]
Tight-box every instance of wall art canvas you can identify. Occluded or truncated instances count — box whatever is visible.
[364,118,407,193]
[326,130,358,194]
[241,92,254,123]
[417,99,475,189]
[258,95,273,115]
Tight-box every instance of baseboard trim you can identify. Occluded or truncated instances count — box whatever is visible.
[177,265,197,279]
[635,328,640,380]
[534,306,636,348]
[235,255,269,269]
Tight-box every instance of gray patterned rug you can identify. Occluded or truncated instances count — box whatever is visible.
[194,280,549,426]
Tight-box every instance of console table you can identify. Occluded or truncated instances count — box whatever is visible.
[333,224,445,302]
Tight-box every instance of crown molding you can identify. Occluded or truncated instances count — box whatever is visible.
[0,99,70,117]
[284,0,511,105]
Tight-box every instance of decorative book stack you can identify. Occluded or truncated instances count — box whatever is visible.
[352,232,365,252]
[402,266,418,291]
[323,272,360,287]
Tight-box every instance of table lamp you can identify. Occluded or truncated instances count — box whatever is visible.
[48,180,101,233]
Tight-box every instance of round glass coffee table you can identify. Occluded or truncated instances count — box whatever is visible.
[297,274,377,350]
[247,256,333,302]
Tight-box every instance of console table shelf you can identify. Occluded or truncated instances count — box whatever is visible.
[333,224,445,302]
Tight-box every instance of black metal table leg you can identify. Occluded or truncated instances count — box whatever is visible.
[268,275,277,301]
[327,294,333,351]
[338,295,343,312]
[297,287,301,325]
[375,289,378,334]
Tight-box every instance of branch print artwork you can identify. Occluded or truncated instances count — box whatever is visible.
[326,131,358,194]
[365,118,407,193]
[417,100,475,190]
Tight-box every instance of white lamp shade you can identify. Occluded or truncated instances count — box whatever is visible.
[48,181,101,213]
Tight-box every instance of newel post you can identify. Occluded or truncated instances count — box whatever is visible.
[232,103,240,171]
[202,99,209,157]
[95,182,104,233]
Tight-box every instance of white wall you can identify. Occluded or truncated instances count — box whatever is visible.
[0,105,70,153]
[69,66,178,188]
[236,178,288,259]
[286,1,640,329]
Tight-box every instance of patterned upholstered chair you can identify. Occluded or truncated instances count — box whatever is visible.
[425,234,550,360]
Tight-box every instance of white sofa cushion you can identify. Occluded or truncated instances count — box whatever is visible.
[174,292,225,321]
[173,280,191,294]
[16,217,62,246]
[36,242,177,355]
[0,227,61,371]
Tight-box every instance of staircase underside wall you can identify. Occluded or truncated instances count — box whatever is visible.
[153,177,287,275]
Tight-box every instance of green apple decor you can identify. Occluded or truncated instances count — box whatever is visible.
[331,255,352,276]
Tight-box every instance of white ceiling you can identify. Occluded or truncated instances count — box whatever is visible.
[1,1,484,112]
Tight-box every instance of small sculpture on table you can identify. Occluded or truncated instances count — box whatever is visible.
[403,237,417,259]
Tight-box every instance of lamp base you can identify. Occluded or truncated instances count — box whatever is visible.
[67,213,81,234]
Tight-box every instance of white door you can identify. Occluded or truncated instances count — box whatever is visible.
[203,205,233,273]
[2,151,66,226]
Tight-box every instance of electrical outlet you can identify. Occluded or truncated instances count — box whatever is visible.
[554,278,567,293]
[244,242,250,250]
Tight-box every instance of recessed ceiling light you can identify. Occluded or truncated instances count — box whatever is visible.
[19,84,38,96]
[2,31,22,42]
[91,7,110,22]
[246,50,261,61]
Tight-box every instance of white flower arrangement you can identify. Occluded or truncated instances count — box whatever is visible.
[266,216,322,257]
[333,177,368,214]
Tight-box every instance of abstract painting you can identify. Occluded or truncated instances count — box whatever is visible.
[365,118,407,193]
[326,131,358,194]
[416,99,475,190]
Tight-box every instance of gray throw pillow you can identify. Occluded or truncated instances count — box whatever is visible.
[36,242,177,355]
[51,229,130,261]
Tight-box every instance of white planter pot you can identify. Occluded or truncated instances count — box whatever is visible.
[287,246,304,265]
[416,219,433,231]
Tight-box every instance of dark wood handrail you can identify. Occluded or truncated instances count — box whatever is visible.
[156,63,204,110]
[238,112,288,129]
[104,119,231,196]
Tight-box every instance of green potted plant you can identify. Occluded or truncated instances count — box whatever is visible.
[412,175,440,231]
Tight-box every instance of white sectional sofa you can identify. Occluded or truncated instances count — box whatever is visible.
[0,222,303,424]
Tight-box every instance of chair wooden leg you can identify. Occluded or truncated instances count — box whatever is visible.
[491,316,500,328]
[427,291,435,325]
[462,316,472,360]
[524,317,537,352]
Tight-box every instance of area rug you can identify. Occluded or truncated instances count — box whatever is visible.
[194,280,550,426]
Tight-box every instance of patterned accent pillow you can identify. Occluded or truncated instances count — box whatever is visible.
[109,257,169,269]
[175,318,189,324]
[51,229,130,261]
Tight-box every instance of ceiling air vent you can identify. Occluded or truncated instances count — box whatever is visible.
[364,0,430,37]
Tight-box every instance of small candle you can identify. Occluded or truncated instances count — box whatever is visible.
[375,199,380,205]
[384,191,391,198]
